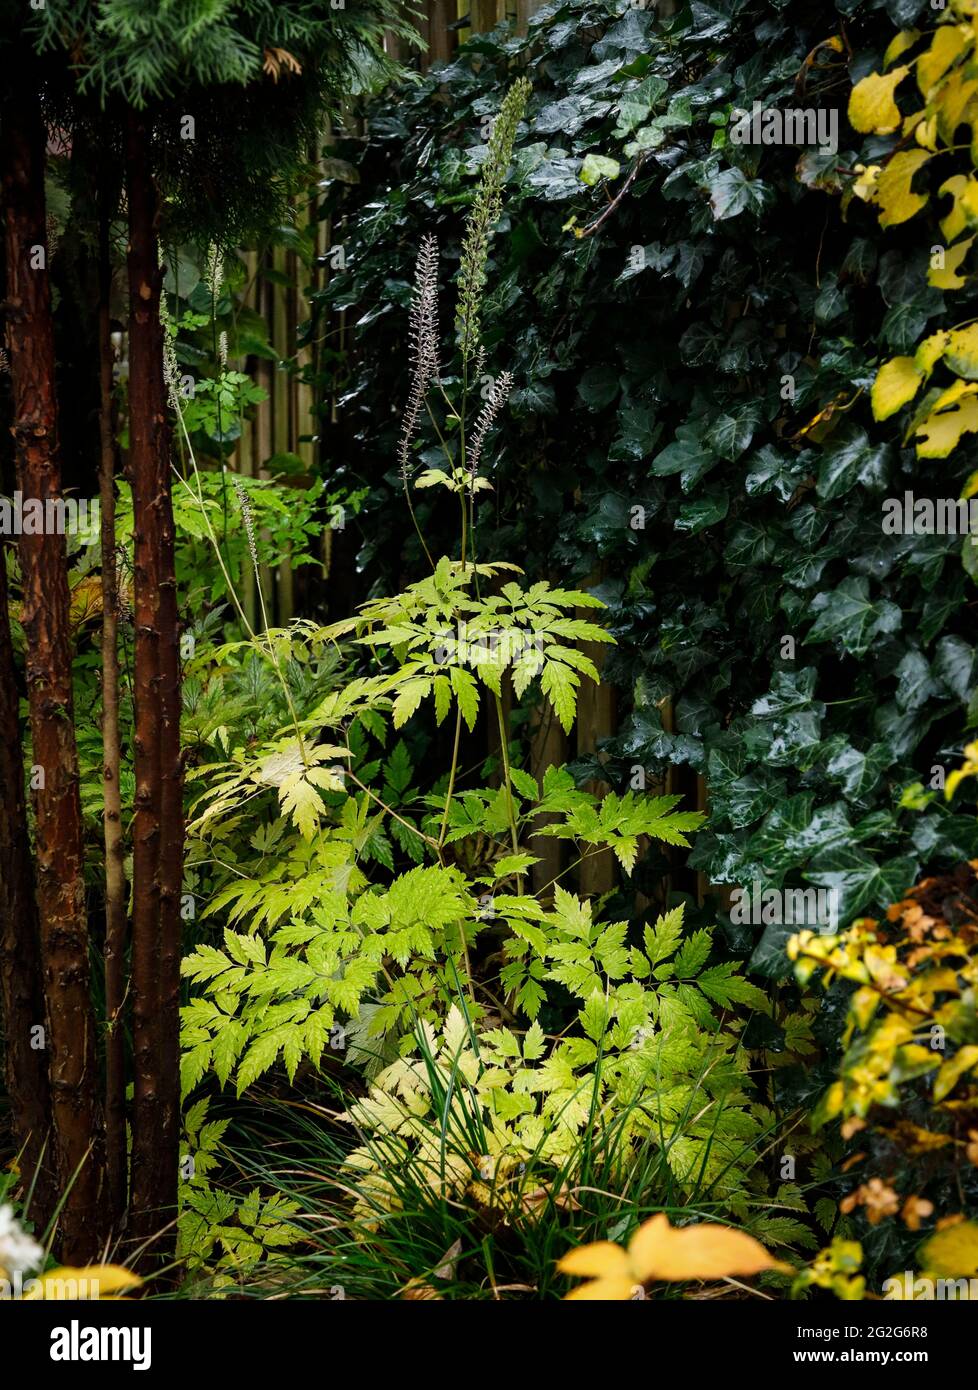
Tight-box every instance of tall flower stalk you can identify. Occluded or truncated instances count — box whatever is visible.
[397,79,531,864]
[455,77,531,370]
[398,233,440,565]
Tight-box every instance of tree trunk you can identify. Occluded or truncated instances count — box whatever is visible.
[1,84,106,1262]
[98,202,128,1229]
[0,541,56,1219]
[125,111,182,1265]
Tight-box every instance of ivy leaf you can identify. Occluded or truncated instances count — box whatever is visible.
[806,576,902,656]
[806,848,919,920]
[707,167,771,221]
[580,153,620,185]
[816,425,890,501]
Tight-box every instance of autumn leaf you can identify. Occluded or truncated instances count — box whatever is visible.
[849,66,910,134]
[919,1220,978,1279]
[871,356,923,420]
[628,1213,788,1281]
[916,25,970,97]
[915,389,978,458]
[928,235,973,290]
[558,1214,788,1299]
[876,150,932,227]
[21,1264,142,1299]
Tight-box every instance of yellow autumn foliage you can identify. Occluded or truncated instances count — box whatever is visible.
[558,1213,787,1300]
[5,1264,142,1300]
[853,3,978,456]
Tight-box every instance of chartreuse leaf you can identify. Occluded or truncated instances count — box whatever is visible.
[580,153,620,185]
[917,24,971,96]
[849,66,910,133]
[876,150,932,226]
[915,387,978,457]
[929,234,973,289]
[644,905,685,966]
[872,356,923,419]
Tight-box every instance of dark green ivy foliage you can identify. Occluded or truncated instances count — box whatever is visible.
[316,0,977,1004]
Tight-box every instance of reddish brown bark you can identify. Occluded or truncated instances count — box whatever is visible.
[98,203,128,1229]
[125,111,183,1264]
[0,542,56,1218]
[1,87,106,1262]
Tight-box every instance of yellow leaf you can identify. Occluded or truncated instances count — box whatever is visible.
[557,1240,630,1278]
[915,329,951,374]
[935,66,978,146]
[915,392,978,458]
[876,150,932,227]
[851,163,882,203]
[929,235,974,289]
[627,1213,788,1282]
[964,179,978,225]
[917,24,971,96]
[933,1044,978,1101]
[23,1264,142,1299]
[884,30,919,69]
[824,1080,845,1119]
[564,1276,638,1301]
[872,356,923,420]
[912,112,938,150]
[849,66,910,133]
[919,1221,978,1279]
[851,986,881,1030]
[939,175,974,241]
[946,323,978,376]
[947,768,970,798]
[929,378,978,411]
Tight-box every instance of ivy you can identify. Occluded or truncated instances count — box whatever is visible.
[315,0,978,991]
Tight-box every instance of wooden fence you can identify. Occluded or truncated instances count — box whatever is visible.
[233,1,545,628]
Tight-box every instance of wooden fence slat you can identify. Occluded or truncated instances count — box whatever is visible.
[472,0,501,32]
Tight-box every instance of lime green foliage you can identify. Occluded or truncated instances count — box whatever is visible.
[180,674,707,1094]
[341,901,776,1226]
[344,558,613,735]
[175,63,790,1288]
[792,1238,866,1301]
[179,1100,303,1288]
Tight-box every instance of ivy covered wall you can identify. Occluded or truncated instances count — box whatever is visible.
[314,0,978,994]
